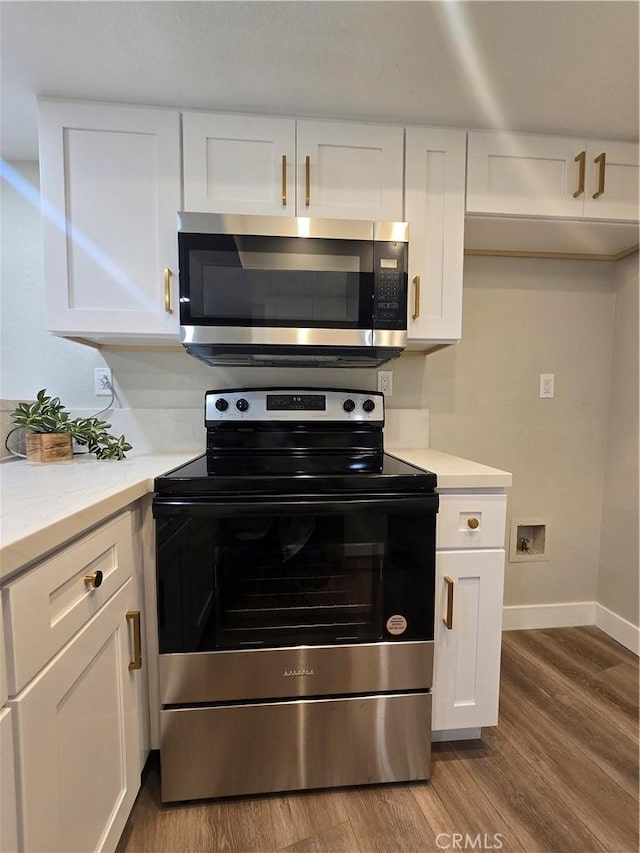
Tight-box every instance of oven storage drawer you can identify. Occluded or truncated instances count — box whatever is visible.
[160,640,433,704]
[160,691,431,801]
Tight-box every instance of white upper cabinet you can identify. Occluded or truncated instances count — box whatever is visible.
[467,131,639,222]
[582,139,639,221]
[296,120,404,221]
[39,101,181,343]
[183,114,404,221]
[404,127,466,345]
[183,113,296,216]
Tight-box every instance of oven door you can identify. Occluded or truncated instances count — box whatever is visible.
[155,493,436,654]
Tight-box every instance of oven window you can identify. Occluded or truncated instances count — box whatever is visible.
[156,503,435,653]
[178,234,374,328]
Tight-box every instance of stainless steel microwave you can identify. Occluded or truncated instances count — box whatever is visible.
[177,213,408,367]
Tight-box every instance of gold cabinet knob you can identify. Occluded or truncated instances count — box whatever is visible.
[84,570,103,589]
[467,517,480,530]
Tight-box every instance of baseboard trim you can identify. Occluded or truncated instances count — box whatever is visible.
[502,601,639,656]
[594,604,640,655]
[502,602,596,631]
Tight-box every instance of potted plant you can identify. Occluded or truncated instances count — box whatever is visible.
[11,389,132,462]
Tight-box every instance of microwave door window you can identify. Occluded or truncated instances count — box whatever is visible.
[183,236,374,328]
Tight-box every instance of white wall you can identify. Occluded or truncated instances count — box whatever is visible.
[423,255,618,610]
[597,253,639,627]
[0,161,107,406]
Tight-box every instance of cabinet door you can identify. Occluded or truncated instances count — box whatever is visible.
[405,128,466,343]
[0,708,18,853]
[10,579,142,853]
[583,140,639,222]
[433,549,505,731]
[296,121,403,220]
[183,112,296,215]
[39,101,181,340]
[466,131,586,218]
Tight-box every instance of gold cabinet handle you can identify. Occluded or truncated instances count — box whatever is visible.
[84,570,103,589]
[164,268,173,315]
[305,155,311,207]
[467,517,480,530]
[412,275,421,320]
[593,152,606,199]
[126,610,142,671]
[573,151,586,198]
[281,155,287,206]
[443,576,454,630]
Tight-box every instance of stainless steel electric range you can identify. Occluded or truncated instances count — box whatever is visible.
[153,387,438,802]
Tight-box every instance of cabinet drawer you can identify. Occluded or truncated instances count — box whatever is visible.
[3,511,134,695]
[436,494,507,550]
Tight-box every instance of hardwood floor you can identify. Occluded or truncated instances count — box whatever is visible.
[117,627,639,853]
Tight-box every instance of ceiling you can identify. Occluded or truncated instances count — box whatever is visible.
[1,1,638,161]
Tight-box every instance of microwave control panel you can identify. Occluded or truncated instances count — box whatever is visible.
[373,242,407,329]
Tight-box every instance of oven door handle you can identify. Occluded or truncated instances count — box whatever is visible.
[153,494,439,517]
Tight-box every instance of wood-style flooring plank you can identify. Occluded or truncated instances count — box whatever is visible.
[118,627,639,853]
[338,784,434,852]
[414,744,539,852]
[268,788,349,850]
[277,820,360,853]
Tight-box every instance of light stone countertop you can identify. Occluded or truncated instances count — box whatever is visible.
[389,448,512,490]
[0,452,197,581]
[0,447,511,583]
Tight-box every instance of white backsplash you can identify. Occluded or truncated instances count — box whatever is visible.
[1,403,430,459]
[0,400,20,461]
[97,406,430,454]
[384,408,430,449]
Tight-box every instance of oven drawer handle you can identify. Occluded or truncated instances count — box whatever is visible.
[443,575,454,630]
[126,610,143,671]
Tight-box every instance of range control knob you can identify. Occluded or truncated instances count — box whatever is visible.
[215,398,229,412]
[343,399,356,413]
[362,399,376,413]
[236,398,249,412]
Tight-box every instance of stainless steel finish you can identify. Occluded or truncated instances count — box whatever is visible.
[160,692,431,802]
[204,387,384,424]
[373,329,407,348]
[373,220,409,242]
[177,212,408,243]
[181,325,374,346]
[160,640,434,705]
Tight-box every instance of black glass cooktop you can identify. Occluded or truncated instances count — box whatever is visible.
[154,452,437,498]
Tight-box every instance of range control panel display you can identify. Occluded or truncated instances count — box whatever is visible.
[267,394,326,411]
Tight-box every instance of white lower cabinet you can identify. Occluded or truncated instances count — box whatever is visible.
[10,578,141,853]
[0,708,19,853]
[433,549,505,731]
[432,492,507,736]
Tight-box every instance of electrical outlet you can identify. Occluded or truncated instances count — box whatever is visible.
[539,373,554,398]
[377,370,393,396]
[94,367,113,396]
